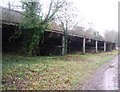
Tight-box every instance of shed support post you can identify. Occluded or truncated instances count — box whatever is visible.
[104,42,106,52]
[95,40,98,53]
[83,38,85,54]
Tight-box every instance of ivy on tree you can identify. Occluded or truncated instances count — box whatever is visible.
[20,1,64,55]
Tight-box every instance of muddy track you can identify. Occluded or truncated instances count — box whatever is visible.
[78,55,118,90]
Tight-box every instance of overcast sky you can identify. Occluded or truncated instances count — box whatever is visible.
[72,0,119,35]
[0,0,119,35]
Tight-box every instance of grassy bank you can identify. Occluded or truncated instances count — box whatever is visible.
[2,50,118,90]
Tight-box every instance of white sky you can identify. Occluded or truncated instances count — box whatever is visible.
[72,0,119,35]
[0,0,119,35]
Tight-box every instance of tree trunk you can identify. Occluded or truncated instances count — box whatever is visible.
[62,30,68,55]
[62,34,65,55]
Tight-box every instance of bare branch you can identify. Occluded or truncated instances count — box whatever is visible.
[43,0,65,23]
[44,0,53,22]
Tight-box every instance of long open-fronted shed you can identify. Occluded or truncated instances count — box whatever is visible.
[1,7,116,55]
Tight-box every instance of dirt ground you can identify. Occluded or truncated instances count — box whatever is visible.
[78,55,118,90]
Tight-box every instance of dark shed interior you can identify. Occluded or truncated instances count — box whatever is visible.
[2,23,116,55]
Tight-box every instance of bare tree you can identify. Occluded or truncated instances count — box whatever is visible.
[20,0,66,55]
[5,0,66,55]
[92,31,104,40]
[55,1,77,55]
[48,20,61,30]
[104,30,118,43]
[71,26,86,37]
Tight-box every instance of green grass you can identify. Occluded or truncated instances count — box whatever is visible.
[2,50,118,90]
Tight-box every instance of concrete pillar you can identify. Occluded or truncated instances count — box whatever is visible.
[83,38,85,54]
[95,40,98,53]
[104,42,106,52]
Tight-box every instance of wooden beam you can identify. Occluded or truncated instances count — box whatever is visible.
[104,42,106,52]
[83,38,85,54]
[95,40,98,53]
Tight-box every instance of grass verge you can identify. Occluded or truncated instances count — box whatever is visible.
[2,50,118,90]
